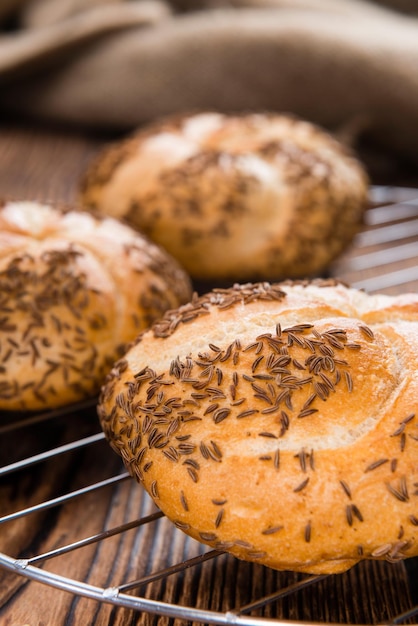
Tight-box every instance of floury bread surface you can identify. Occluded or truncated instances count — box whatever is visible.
[0,201,192,411]
[80,112,369,281]
[98,280,418,574]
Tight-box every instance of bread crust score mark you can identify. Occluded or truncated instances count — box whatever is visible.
[98,280,418,574]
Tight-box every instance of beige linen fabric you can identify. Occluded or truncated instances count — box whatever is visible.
[0,0,418,163]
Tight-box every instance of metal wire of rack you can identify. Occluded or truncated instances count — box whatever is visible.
[0,187,417,625]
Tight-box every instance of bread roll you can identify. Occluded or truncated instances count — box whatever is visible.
[98,280,418,574]
[80,111,369,281]
[0,200,192,411]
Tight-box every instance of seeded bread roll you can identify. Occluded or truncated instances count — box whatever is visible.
[98,280,418,575]
[79,111,369,281]
[0,200,192,411]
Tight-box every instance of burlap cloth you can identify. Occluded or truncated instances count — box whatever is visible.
[1,0,418,172]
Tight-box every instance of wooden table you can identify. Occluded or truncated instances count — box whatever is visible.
[0,122,417,626]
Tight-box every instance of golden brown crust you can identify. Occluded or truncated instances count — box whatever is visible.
[80,111,369,281]
[98,280,418,574]
[0,200,192,411]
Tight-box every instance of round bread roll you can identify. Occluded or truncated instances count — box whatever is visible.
[98,280,418,575]
[0,200,192,412]
[79,111,369,281]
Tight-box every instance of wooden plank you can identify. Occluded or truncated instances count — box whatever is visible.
[0,122,103,204]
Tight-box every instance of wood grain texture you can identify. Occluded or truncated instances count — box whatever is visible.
[0,122,104,204]
[0,122,417,625]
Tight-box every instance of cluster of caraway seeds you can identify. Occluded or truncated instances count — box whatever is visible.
[0,248,109,407]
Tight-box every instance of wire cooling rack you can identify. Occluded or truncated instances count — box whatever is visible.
[0,186,417,625]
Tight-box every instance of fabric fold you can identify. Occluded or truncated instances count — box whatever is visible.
[0,1,171,79]
[0,0,417,165]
